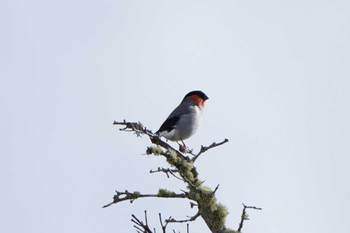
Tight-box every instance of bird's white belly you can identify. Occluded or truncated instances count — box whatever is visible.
[165,106,202,141]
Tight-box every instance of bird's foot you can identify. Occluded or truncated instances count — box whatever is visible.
[179,144,187,153]
[178,141,192,153]
[179,144,192,154]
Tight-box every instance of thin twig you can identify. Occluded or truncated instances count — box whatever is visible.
[212,184,220,194]
[102,190,186,208]
[237,203,262,232]
[114,120,153,137]
[131,212,153,233]
[150,167,183,181]
[191,139,229,162]
[159,213,169,233]
[166,211,201,224]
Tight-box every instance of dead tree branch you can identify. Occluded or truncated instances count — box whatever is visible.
[159,213,170,233]
[191,139,229,162]
[150,167,184,181]
[166,211,201,224]
[102,190,187,208]
[237,203,262,232]
[131,211,153,233]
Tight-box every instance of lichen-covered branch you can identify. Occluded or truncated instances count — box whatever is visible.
[107,120,259,233]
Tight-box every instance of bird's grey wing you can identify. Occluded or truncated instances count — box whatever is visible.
[167,101,192,118]
[156,116,180,133]
[156,101,192,134]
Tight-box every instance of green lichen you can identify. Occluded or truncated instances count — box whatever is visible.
[205,203,229,231]
[220,229,238,233]
[181,159,193,170]
[187,184,229,232]
[158,189,174,197]
[188,189,201,201]
[181,160,195,181]
[130,191,141,198]
[146,146,163,155]
[166,148,180,165]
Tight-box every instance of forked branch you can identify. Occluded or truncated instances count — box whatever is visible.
[191,139,229,162]
[237,203,262,232]
[131,211,153,233]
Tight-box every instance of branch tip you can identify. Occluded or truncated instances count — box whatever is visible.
[237,203,262,232]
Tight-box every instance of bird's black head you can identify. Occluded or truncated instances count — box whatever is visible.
[184,90,209,101]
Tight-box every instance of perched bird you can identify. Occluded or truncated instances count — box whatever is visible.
[156,90,209,148]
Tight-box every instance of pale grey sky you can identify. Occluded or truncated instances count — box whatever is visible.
[1,1,350,233]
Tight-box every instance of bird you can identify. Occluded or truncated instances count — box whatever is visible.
[156,90,209,148]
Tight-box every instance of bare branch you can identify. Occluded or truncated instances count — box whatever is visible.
[150,167,183,181]
[191,139,229,162]
[213,184,220,194]
[113,120,153,137]
[166,211,201,224]
[102,190,187,208]
[158,213,169,233]
[237,203,262,232]
[131,211,153,233]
